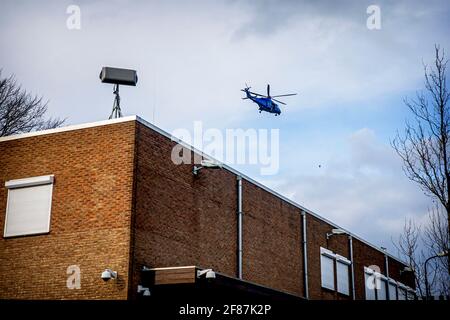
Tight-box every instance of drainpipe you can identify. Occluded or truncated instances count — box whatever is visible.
[349,235,356,300]
[301,210,309,299]
[237,176,243,279]
[385,254,390,300]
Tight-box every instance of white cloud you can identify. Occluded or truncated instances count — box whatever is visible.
[272,128,432,251]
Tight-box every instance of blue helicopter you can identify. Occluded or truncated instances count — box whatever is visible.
[241,84,296,116]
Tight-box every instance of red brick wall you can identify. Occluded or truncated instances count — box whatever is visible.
[130,123,238,298]
[242,181,303,296]
[0,122,136,299]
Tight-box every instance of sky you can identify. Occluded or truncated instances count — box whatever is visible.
[1,0,450,256]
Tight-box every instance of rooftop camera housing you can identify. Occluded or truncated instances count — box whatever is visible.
[100,66,138,119]
[100,67,138,86]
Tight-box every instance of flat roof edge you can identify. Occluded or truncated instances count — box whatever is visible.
[0,115,138,142]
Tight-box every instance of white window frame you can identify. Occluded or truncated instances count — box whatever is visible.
[398,285,407,300]
[388,279,398,300]
[385,278,415,301]
[364,266,393,300]
[336,254,351,296]
[377,276,388,300]
[364,267,377,300]
[320,248,352,295]
[4,175,54,237]
[406,289,415,300]
[320,247,336,291]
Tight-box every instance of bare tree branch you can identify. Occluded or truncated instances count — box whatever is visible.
[391,45,450,280]
[423,204,450,296]
[393,218,426,297]
[0,70,65,137]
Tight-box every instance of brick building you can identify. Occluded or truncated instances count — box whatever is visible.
[0,116,415,300]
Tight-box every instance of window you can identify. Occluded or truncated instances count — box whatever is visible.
[388,280,398,300]
[364,268,376,300]
[398,287,407,300]
[385,279,415,300]
[4,175,54,237]
[320,248,335,290]
[336,255,351,295]
[377,278,387,300]
[364,267,396,300]
[320,248,351,295]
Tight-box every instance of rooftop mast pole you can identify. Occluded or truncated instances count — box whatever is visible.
[109,84,122,119]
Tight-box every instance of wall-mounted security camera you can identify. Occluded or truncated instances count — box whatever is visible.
[101,269,118,281]
[193,159,223,176]
[200,159,222,169]
[197,268,216,280]
[137,285,151,296]
[326,228,347,240]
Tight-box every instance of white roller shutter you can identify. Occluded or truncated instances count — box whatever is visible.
[4,175,54,237]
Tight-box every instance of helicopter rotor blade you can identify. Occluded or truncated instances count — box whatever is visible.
[272,98,286,105]
[242,97,249,100]
[241,88,265,96]
[271,93,297,98]
[249,91,267,97]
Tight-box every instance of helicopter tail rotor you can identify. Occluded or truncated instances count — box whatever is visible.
[241,83,252,94]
